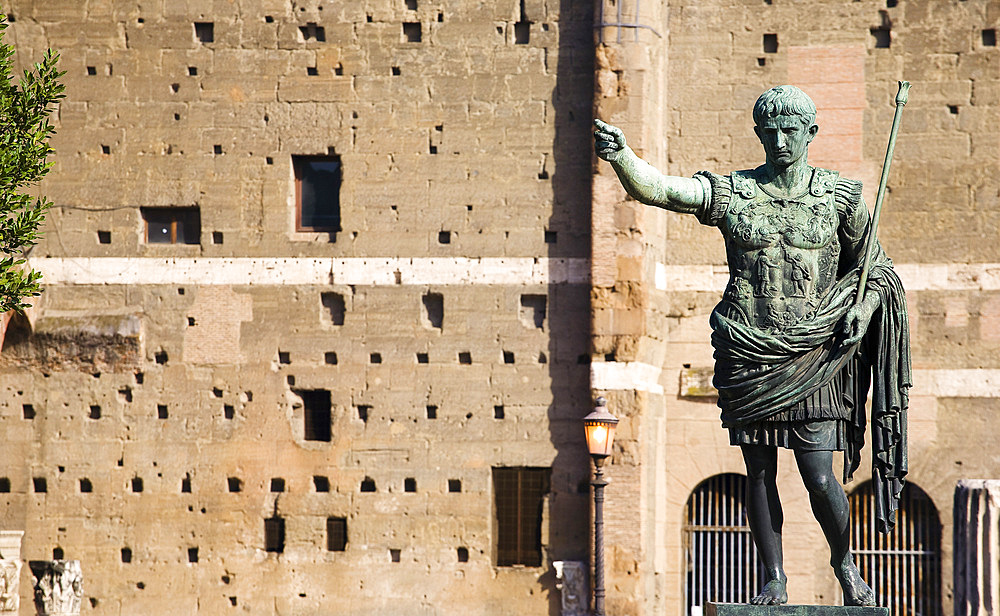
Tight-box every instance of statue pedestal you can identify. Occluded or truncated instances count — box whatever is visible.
[707,604,889,616]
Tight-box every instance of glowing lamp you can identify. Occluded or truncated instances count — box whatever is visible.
[583,397,618,461]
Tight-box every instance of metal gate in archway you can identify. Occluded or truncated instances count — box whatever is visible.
[683,473,766,616]
[849,481,942,616]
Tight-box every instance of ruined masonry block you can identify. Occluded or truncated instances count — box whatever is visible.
[954,479,1000,616]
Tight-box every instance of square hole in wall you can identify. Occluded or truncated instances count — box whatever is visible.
[212,231,223,244]
[227,477,242,492]
[357,405,371,422]
[984,29,997,46]
[457,547,469,562]
[194,22,214,43]
[79,478,93,493]
[494,405,505,419]
[157,404,168,419]
[360,476,376,492]
[131,477,143,493]
[188,547,199,563]
[313,475,330,492]
[402,22,422,42]
[22,404,35,419]
[188,66,198,76]
[404,478,417,492]
[0,478,9,493]
[89,405,101,419]
[458,352,471,364]
[438,230,451,244]
[416,352,429,364]
[33,477,47,493]
[369,353,382,364]
[270,478,285,492]
[86,66,97,75]
[324,352,338,365]
[224,404,235,419]
[448,479,462,493]
[763,33,778,53]
[389,548,401,562]
[426,405,437,419]
[299,23,326,41]
[503,351,515,364]
[278,351,291,364]
[321,292,346,326]
[181,474,192,493]
[121,547,132,563]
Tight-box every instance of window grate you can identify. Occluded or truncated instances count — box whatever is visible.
[849,481,941,616]
[493,467,550,567]
[683,473,765,614]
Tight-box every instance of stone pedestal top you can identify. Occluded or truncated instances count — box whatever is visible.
[707,604,890,616]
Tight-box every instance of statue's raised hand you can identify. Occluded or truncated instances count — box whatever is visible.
[594,119,627,163]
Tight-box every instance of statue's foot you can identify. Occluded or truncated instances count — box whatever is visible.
[835,559,875,606]
[750,579,788,606]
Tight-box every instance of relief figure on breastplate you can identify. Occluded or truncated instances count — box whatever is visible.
[754,250,781,298]
[594,84,911,608]
[784,250,812,298]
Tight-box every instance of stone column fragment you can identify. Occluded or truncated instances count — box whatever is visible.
[954,479,1000,616]
[0,531,23,614]
[29,560,82,616]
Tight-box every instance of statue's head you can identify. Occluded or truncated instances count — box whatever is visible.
[753,85,818,167]
[753,85,817,128]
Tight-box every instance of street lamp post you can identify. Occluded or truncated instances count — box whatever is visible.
[583,396,619,616]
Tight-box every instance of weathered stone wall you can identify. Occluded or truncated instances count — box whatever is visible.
[0,0,595,614]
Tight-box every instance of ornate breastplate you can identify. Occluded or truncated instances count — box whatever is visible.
[719,168,842,331]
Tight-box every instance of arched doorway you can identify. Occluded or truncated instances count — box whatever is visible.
[683,473,765,616]
[848,480,942,616]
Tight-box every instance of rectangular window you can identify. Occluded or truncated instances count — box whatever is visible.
[141,207,201,244]
[264,517,285,553]
[493,466,550,567]
[294,155,342,232]
[296,389,331,442]
[327,517,347,551]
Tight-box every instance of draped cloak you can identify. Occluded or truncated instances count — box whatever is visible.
[700,171,913,534]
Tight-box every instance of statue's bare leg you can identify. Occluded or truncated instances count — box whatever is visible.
[793,449,876,607]
[740,444,788,605]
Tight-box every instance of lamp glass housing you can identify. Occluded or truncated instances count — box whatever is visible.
[584,420,616,457]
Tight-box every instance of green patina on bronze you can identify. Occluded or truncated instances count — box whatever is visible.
[595,83,912,607]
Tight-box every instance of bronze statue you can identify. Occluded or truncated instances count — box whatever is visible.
[594,85,911,606]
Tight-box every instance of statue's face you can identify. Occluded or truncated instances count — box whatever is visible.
[754,114,818,167]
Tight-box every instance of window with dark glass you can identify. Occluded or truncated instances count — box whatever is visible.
[293,155,342,231]
[141,207,200,244]
[493,466,550,567]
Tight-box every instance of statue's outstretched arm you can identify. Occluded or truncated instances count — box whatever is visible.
[594,119,705,215]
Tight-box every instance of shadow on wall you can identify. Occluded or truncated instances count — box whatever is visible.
[541,0,594,614]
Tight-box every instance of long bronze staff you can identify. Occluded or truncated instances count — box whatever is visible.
[855,80,910,305]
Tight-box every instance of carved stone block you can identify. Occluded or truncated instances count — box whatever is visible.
[30,560,82,616]
[553,560,588,616]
